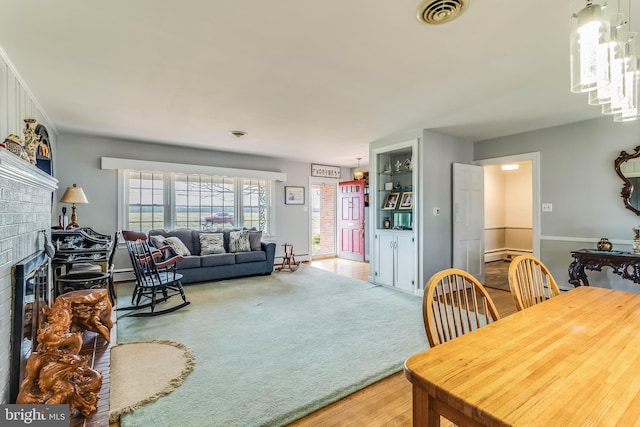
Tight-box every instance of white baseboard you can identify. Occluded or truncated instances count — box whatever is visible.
[485,248,532,263]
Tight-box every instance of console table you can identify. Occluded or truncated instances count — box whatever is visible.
[568,249,640,287]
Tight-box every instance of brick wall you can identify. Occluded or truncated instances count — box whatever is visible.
[0,151,56,403]
[319,185,335,255]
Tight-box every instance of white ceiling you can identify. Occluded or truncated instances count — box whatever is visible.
[0,0,615,168]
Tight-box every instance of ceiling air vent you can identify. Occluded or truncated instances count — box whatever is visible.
[417,0,469,25]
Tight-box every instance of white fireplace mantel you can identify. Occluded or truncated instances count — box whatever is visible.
[0,150,57,191]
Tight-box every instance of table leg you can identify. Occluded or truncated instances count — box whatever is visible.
[413,384,439,426]
[568,259,589,287]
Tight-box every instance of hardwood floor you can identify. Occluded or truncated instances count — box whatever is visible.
[289,259,517,427]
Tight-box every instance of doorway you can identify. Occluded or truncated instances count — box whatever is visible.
[476,153,539,291]
[310,182,336,258]
[476,153,539,257]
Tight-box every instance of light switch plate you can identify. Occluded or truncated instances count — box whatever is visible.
[542,203,552,212]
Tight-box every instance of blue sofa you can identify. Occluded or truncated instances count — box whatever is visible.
[148,228,276,284]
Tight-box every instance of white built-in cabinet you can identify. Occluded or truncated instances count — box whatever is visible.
[374,230,415,292]
[370,139,418,294]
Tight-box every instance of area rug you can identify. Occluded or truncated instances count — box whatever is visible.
[116,265,427,427]
[109,340,195,423]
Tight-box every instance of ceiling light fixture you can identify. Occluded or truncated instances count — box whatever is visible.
[570,0,639,122]
[354,158,364,180]
[229,130,247,138]
[501,164,519,171]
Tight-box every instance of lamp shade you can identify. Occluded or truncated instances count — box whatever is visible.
[59,184,89,204]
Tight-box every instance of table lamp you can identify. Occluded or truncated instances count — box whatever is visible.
[59,183,89,229]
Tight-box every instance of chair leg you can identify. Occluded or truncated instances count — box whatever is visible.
[180,283,187,302]
[150,288,157,313]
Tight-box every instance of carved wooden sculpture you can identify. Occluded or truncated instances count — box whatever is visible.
[58,289,113,342]
[16,293,106,417]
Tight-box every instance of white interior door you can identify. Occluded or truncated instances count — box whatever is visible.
[452,163,485,282]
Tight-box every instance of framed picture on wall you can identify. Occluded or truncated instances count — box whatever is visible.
[383,192,399,210]
[285,186,305,205]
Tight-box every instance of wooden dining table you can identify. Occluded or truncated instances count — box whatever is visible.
[404,286,640,426]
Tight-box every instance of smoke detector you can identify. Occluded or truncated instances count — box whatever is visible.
[417,0,469,25]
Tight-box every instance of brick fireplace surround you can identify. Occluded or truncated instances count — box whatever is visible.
[0,150,114,426]
[0,149,58,403]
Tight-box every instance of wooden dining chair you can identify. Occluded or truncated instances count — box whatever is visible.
[508,254,561,311]
[423,268,501,347]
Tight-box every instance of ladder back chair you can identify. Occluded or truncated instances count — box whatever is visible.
[423,268,501,347]
[508,254,561,311]
[120,230,190,317]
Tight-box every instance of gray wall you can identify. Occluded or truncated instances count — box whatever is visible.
[475,116,640,291]
[421,129,474,287]
[55,133,349,266]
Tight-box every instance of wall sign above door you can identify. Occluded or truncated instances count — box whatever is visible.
[311,163,341,179]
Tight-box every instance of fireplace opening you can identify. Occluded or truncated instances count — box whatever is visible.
[10,251,52,403]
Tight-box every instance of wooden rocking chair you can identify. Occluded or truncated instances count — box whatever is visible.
[120,230,190,317]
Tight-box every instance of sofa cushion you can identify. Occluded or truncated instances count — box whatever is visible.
[149,234,166,249]
[229,230,251,253]
[235,251,267,264]
[176,255,202,269]
[200,253,236,267]
[164,236,192,256]
[248,230,262,251]
[149,229,198,255]
[199,232,225,255]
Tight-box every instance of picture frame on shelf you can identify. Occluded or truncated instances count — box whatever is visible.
[284,186,305,205]
[382,192,399,210]
[399,192,413,210]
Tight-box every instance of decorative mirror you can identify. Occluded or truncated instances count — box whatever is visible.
[615,145,640,215]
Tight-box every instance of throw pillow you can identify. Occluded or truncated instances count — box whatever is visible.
[229,230,251,253]
[149,235,166,249]
[248,230,262,251]
[164,236,192,256]
[199,233,225,255]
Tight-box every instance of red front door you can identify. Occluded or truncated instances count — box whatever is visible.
[338,180,365,261]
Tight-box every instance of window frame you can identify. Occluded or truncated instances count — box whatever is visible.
[108,157,287,238]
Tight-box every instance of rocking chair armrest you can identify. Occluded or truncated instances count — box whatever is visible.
[155,255,184,269]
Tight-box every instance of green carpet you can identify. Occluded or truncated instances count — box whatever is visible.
[116,265,427,427]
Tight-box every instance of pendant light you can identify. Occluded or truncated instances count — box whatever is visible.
[589,13,625,105]
[571,0,640,122]
[354,158,364,180]
[570,1,611,93]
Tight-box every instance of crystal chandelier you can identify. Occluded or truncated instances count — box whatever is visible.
[570,0,639,122]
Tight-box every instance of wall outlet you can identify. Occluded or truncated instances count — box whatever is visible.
[542,203,552,212]
[433,207,440,216]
